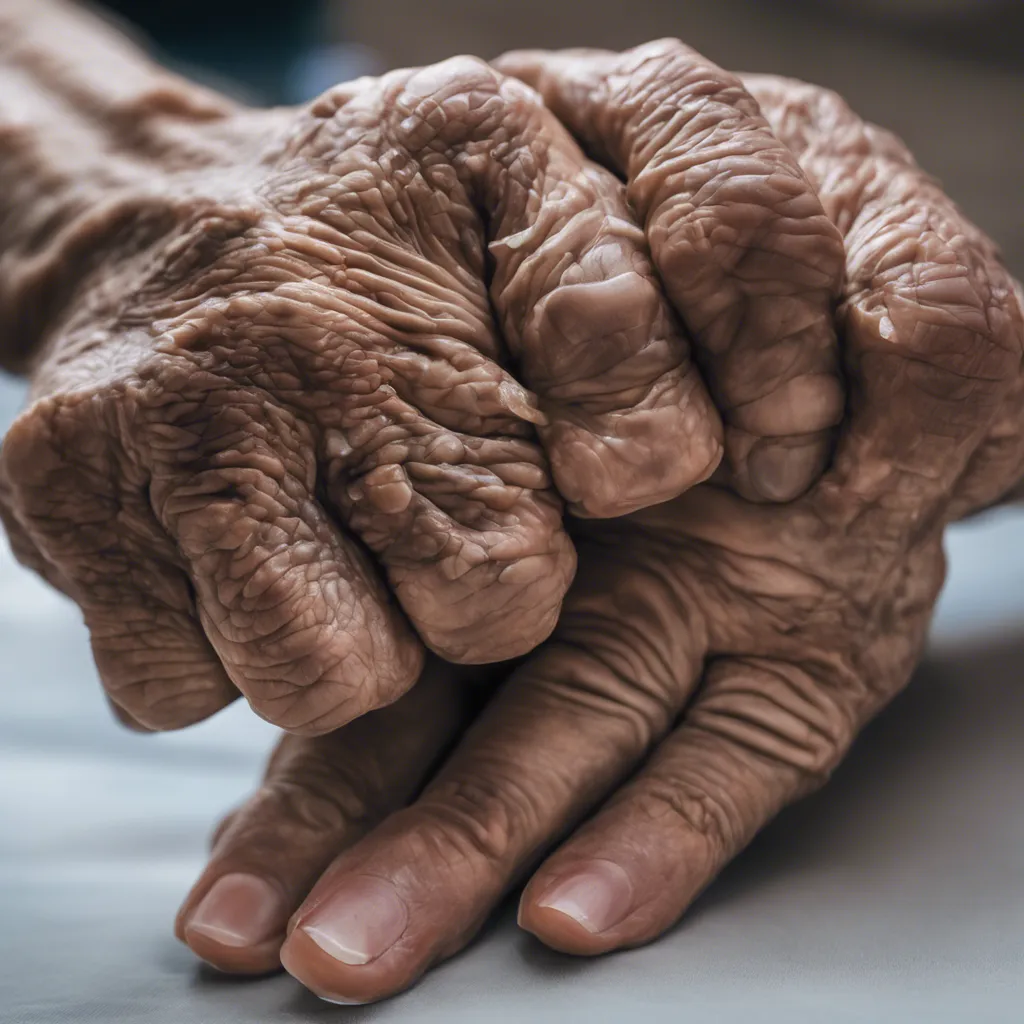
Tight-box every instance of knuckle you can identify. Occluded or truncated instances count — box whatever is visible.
[307,77,372,121]
[846,208,1019,407]
[688,659,853,786]
[393,57,510,151]
[267,762,380,839]
[415,770,541,871]
[625,39,742,97]
[209,761,375,863]
[427,54,498,89]
[630,38,690,62]
[750,75,859,155]
[539,639,678,755]
[550,560,700,737]
[633,772,740,858]
[260,781,352,840]
[624,43,747,131]
[616,78,844,298]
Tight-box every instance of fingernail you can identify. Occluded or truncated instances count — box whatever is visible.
[187,873,285,947]
[748,438,826,503]
[535,859,634,934]
[300,876,408,966]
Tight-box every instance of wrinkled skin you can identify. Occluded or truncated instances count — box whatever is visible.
[0,37,849,734]
[175,53,1024,1004]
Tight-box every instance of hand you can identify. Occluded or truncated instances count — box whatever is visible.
[0,15,848,735]
[175,58,1024,1002]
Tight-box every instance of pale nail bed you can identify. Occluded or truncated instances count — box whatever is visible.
[187,873,285,948]
[300,876,409,966]
[535,859,634,934]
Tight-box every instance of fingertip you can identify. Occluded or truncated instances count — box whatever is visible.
[519,859,636,955]
[743,432,834,503]
[547,406,723,519]
[122,684,237,732]
[246,635,426,737]
[421,595,563,664]
[281,929,362,1004]
[523,268,726,516]
[182,926,284,976]
[104,696,154,733]
[400,542,575,665]
[519,901,605,955]
[178,872,290,975]
[280,881,411,1006]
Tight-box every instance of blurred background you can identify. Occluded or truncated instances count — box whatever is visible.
[3,2,1024,1021]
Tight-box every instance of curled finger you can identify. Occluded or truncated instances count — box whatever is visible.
[496,43,847,502]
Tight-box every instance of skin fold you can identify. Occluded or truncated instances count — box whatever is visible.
[174,55,1024,1004]
[0,7,845,734]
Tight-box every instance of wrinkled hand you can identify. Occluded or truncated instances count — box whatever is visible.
[0,47,852,734]
[175,56,1024,1003]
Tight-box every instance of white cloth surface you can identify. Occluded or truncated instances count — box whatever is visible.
[2,370,1024,1024]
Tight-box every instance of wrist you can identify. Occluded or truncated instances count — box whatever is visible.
[2,151,207,378]
[0,0,239,374]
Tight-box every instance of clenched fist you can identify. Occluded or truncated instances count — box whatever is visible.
[175,55,1024,1004]
[0,7,847,734]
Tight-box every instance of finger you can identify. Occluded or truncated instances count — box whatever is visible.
[950,368,1024,518]
[495,43,847,502]
[295,56,721,661]
[166,281,577,668]
[518,657,851,954]
[104,695,154,733]
[743,75,1024,517]
[324,417,577,665]
[278,549,706,1004]
[393,57,724,517]
[176,658,475,975]
[0,478,73,597]
[0,397,239,730]
[147,385,424,735]
[950,256,1024,516]
[0,489,155,732]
